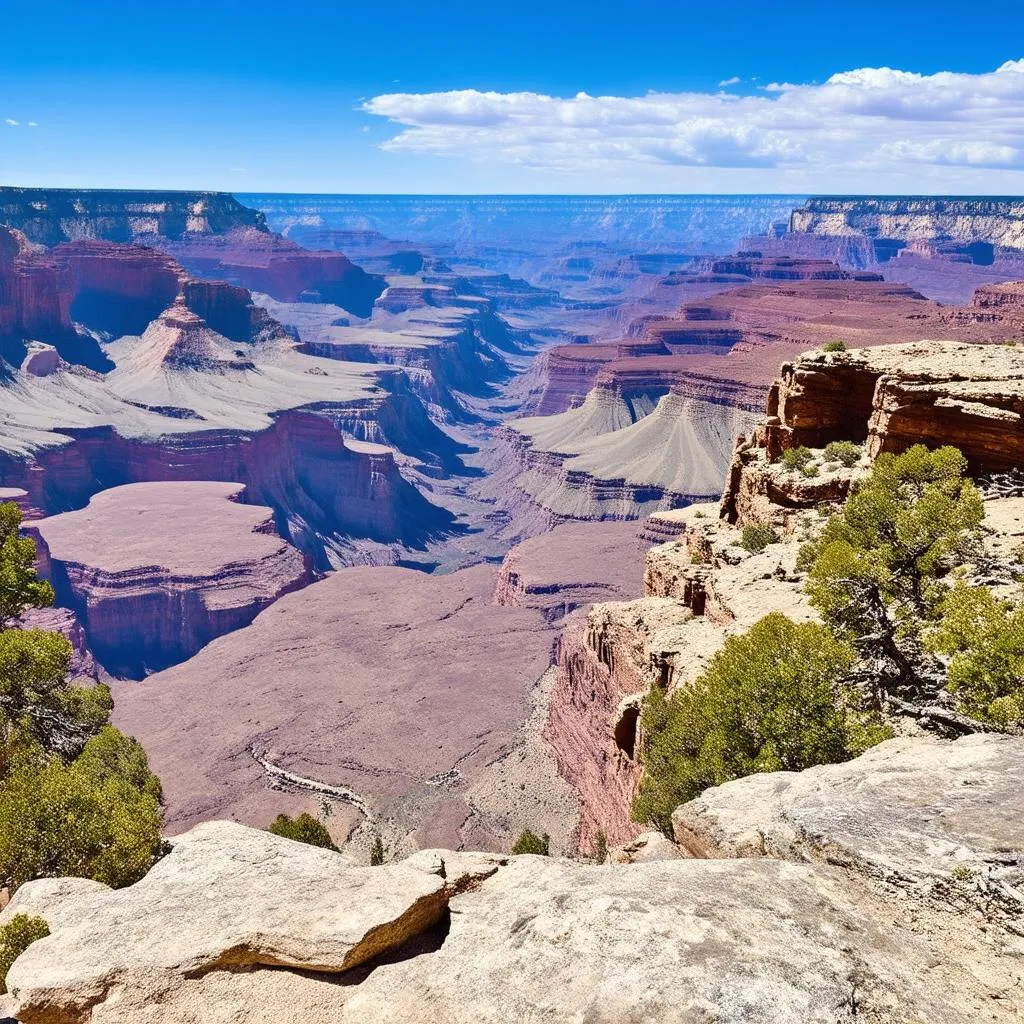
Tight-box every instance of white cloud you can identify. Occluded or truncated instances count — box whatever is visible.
[5,119,18,126]
[361,60,1024,186]
[27,121,37,127]
[718,77,742,87]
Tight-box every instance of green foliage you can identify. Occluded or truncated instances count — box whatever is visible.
[511,830,550,856]
[800,444,982,638]
[927,582,1024,727]
[0,728,164,891]
[594,829,608,864]
[268,812,338,852]
[0,503,165,893]
[781,446,815,472]
[823,441,862,468]
[0,629,112,762]
[0,914,49,994]
[799,445,984,699]
[822,340,847,353]
[632,612,889,833]
[741,523,779,554]
[369,833,385,866]
[0,504,54,629]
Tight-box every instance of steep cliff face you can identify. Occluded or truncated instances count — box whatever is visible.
[29,482,313,677]
[721,338,1024,527]
[0,187,267,245]
[789,196,1024,261]
[159,229,386,318]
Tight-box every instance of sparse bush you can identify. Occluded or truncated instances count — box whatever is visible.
[823,441,862,468]
[781,446,815,473]
[741,523,779,554]
[690,553,705,565]
[594,829,608,864]
[369,833,385,866]
[822,340,847,352]
[633,612,888,833]
[927,582,1024,728]
[802,463,820,479]
[0,914,49,994]
[268,812,338,852]
[511,829,550,856]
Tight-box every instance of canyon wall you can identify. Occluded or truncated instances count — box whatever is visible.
[789,196,1024,262]
[0,187,267,245]
[29,482,313,677]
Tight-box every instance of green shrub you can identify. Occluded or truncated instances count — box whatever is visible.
[369,833,385,866]
[0,728,164,892]
[927,582,1024,727]
[741,523,779,554]
[511,830,550,856]
[823,441,862,468]
[268,812,338,852]
[799,445,983,696]
[822,340,847,352]
[802,463,820,479]
[0,914,49,994]
[781,446,815,472]
[0,502,166,894]
[632,612,889,833]
[594,829,608,864]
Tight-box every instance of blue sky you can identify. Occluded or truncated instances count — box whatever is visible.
[2,0,1024,193]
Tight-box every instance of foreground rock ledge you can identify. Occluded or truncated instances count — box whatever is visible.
[4,737,1022,1023]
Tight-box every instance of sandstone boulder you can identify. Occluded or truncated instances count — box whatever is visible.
[672,735,1024,895]
[5,821,448,1023]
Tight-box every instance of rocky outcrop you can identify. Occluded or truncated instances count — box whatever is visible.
[672,734,1024,893]
[29,482,313,677]
[721,340,1024,526]
[789,196,1024,261]
[493,520,644,620]
[545,502,815,848]
[6,734,1022,1023]
[0,187,268,246]
[158,228,386,318]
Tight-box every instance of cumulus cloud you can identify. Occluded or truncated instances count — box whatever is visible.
[361,60,1024,182]
[718,77,742,87]
[5,119,18,126]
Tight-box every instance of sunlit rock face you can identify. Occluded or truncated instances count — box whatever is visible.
[0,187,268,245]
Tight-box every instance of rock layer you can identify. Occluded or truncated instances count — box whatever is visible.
[29,482,313,677]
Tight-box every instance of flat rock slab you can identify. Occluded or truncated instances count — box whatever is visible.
[672,735,1024,889]
[4,821,447,1022]
[17,849,1016,1024]
[32,481,301,577]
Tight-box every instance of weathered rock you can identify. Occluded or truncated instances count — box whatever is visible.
[672,735,1024,894]
[0,187,267,246]
[722,340,1024,525]
[29,482,313,676]
[4,821,448,1023]
[608,830,685,863]
[789,196,1024,257]
[493,519,645,620]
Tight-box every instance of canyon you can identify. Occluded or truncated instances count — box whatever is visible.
[2,189,1024,1021]
[3,188,1024,858]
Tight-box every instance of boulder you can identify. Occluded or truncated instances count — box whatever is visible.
[5,821,448,1022]
[672,735,1024,894]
